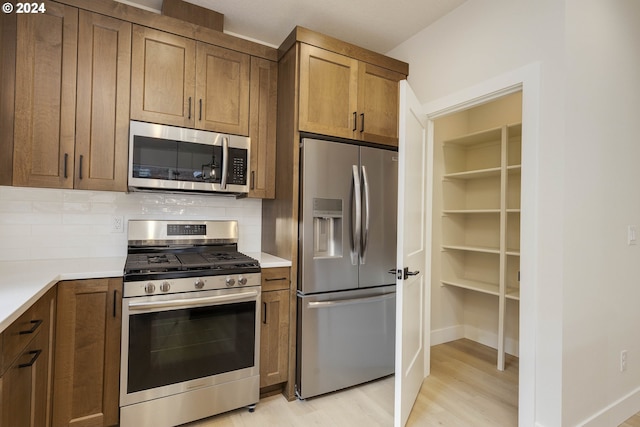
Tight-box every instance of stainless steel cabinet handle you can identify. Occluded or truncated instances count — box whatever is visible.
[250,170,255,190]
[263,302,267,324]
[265,277,287,281]
[199,98,202,121]
[78,154,83,179]
[113,289,118,318]
[307,292,395,309]
[360,165,370,264]
[18,349,42,368]
[63,153,68,179]
[188,97,192,120]
[351,165,361,265]
[221,136,229,189]
[353,112,357,131]
[360,113,365,133]
[128,289,259,311]
[19,319,43,335]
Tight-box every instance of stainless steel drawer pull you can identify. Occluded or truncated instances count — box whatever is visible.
[265,277,287,281]
[19,319,43,335]
[19,349,42,368]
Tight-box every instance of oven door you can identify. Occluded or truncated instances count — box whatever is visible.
[120,286,260,407]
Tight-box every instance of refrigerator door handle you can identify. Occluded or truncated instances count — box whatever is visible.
[306,292,395,308]
[350,165,361,265]
[360,165,370,264]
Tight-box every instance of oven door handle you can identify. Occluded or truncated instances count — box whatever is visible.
[127,289,259,312]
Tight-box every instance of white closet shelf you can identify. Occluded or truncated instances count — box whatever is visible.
[506,288,520,300]
[442,245,500,254]
[443,167,502,180]
[443,209,501,214]
[441,278,499,296]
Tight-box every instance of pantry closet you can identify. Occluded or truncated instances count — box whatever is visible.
[431,91,522,371]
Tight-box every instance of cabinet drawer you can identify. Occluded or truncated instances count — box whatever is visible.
[261,267,290,292]
[2,288,54,375]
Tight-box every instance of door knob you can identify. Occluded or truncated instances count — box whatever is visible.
[403,267,420,280]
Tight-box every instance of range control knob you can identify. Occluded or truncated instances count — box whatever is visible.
[194,279,205,289]
[225,277,236,287]
[238,276,248,286]
[160,281,171,292]
[144,283,156,294]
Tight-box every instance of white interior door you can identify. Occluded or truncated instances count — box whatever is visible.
[394,80,428,427]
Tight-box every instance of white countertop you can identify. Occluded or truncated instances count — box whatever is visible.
[0,253,290,334]
[245,252,292,268]
[0,257,126,334]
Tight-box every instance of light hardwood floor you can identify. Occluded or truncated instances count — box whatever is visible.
[185,339,639,427]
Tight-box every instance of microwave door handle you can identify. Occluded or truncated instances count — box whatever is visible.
[220,136,229,190]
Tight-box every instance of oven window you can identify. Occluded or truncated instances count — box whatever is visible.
[127,301,255,393]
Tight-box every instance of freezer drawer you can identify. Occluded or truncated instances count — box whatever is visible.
[296,285,396,399]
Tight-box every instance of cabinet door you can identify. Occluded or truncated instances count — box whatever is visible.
[248,57,277,199]
[131,25,196,127]
[357,62,403,146]
[1,329,49,427]
[75,11,131,192]
[52,278,122,427]
[13,2,77,189]
[260,289,290,388]
[298,44,358,139]
[195,42,250,135]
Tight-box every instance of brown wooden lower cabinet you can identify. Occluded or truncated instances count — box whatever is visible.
[0,287,56,427]
[52,278,122,427]
[260,267,291,391]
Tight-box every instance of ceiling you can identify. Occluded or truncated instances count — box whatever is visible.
[119,0,466,54]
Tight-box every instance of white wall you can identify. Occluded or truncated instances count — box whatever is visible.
[388,0,640,426]
[0,186,262,261]
[563,1,640,426]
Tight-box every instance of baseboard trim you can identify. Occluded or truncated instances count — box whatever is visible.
[579,385,640,427]
[431,325,464,346]
[430,324,519,357]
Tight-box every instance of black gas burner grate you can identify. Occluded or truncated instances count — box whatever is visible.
[124,248,260,279]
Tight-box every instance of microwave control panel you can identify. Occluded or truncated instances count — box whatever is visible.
[227,148,247,185]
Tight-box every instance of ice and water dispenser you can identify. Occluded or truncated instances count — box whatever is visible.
[312,198,343,258]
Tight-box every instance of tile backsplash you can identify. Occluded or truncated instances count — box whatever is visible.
[0,186,262,261]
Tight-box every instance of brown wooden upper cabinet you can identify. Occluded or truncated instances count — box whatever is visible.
[131,25,250,136]
[298,44,404,146]
[249,57,277,199]
[11,3,130,191]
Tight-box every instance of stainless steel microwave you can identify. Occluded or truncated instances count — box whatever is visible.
[128,121,250,196]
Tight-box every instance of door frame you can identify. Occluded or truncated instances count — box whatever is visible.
[421,62,540,427]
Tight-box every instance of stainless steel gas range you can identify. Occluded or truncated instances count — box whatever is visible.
[120,220,261,427]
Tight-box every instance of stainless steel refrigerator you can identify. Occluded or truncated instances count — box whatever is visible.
[296,137,397,399]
